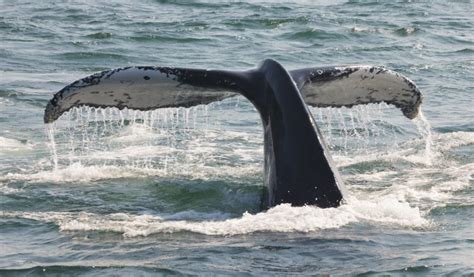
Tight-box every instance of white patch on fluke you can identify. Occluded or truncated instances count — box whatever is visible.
[299,65,421,118]
[45,67,237,122]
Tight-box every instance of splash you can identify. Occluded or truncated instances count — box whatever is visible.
[15,99,471,237]
[40,100,439,181]
[2,198,429,237]
[40,101,263,180]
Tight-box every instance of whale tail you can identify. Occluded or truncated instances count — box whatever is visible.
[44,59,422,208]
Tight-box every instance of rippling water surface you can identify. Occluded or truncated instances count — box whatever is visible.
[1,1,473,275]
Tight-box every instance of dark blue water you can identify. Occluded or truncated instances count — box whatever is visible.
[1,1,473,275]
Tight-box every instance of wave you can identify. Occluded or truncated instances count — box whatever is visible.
[128,34,212,43]
[282,28,344,41]
[84,32,112,39]
[2,196,429,237]
[0,183,23,194]
[2,162,261,183]
[0,137,33,152]
[394,27,418,36]
[0,266,179,276]
[56,52,129,61]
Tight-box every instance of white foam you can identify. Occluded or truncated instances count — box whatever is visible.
[73,145,178,160]
[0,137,33,152]
[432,131,474,152]
[404,164,473,204]
[0,183,23,194]
[3,163,159,183]
[1,162,261,183]
[110,124,161,143]
[2,197,429,237]
[350,26,379,33]
[347,161,473,208]
[3,105,469,238]
[334,131,474,167]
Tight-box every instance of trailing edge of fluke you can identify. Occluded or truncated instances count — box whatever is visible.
[44,59,422,209]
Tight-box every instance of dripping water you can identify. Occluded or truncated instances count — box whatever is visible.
[45,123,59,170]
[44,104,227,173]
[414,110,434,164]
[312,103,405,155]
[44,101,434,174]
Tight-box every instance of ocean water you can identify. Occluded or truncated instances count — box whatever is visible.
[1,0,473,275]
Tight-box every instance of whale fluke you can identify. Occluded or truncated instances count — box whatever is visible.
[44,64,422,124]
[44,59,423,209]
[44,66,245,124]
[291,66,422,119]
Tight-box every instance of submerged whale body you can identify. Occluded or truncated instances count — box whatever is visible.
[44,59,422,209]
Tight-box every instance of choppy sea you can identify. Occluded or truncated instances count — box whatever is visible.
[1,1,473,275]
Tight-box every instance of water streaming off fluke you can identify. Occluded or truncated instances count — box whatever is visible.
[44,99,434,179]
